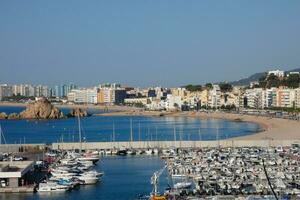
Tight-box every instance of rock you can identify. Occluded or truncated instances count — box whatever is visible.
[68,108,89,118]
[7,113,20,119]
[0,112,8,119]
[19,97,64,119]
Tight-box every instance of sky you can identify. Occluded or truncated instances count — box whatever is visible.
[0,1,300,87]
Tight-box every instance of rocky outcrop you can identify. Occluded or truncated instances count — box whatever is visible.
[7,113,20,119]
[68,108,89,118]
[0,112,8,119]
[19,98,64,119]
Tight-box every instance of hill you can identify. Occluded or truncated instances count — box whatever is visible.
[230,68,300,86]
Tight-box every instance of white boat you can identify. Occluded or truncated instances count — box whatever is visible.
[76,155,100,163]
[145,149,153,155]
[82,170,104,177]
[173,182,192,189]
[38,182,70,192]
[77,175,99,185]
[171,174,187,179]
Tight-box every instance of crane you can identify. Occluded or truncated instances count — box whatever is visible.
[150,166,167,200]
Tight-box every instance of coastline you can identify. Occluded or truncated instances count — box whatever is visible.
[98,110,300,141]
[1,102,299,141]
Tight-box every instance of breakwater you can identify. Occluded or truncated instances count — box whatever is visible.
[51,139,300,150]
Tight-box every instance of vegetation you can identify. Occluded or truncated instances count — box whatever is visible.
[205,83,213,90]
[184,84,202,92]
[268,106,300,113]
[219,82,233,92]
[258,73,300,89]
[2,94,34,102]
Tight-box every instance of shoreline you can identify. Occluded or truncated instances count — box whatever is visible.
[97,110,300,141]
[1,102,299,140]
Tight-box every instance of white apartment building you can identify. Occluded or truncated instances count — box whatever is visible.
[295,88,300,108]
[208,85,221,108]
[165,94,182,111]
[245,88,264,109]
[67,88,98,104]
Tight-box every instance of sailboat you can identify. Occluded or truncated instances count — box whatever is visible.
[127,118,136,155]
[75,116,100,164]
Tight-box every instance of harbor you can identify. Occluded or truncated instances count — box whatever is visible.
[2,141,300,199]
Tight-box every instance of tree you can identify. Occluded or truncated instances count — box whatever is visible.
[205,83,213,90]
[185,84,202,92]
[266,74,280,88]
[284,74,300,88]
[219,83,233,92]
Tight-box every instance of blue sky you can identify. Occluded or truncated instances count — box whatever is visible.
[0,1,300,87]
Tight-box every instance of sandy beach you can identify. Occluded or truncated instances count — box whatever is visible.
[98,110,300,140]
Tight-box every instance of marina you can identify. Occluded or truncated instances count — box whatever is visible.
[1,107,300,199]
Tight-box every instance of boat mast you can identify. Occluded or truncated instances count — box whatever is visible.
[138,122,141,142]
[0,124,2,145]
[216,124,220,148]
[0,124,6,145]
[198,127,201,148]
[112,121,115,148]
[173,126,176,148]
[78,115,82,153]
[130,118,133,143]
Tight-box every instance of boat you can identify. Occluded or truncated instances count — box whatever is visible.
[173,182,192,189]
[117,147,127,155]
[77,175,99,185]
[38,182,70,192]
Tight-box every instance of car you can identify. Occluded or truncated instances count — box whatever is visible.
[1,180,6,188]
[13,156,24,161]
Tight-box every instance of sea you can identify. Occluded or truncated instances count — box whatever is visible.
[0,106,262,200]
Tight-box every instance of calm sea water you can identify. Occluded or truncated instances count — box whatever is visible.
[0,156,167,200]
[0,106,262,200]
[0,106,261,144]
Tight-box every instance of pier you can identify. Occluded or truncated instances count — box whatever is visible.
[51,139,300,150]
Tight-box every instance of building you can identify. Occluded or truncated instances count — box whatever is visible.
[67,88,98,104]
[86,88,98,104]
[295,88,300,108]
[208,85,221,108]
[268,70,285,78]
[276,88,295,108]
[0,84,13,100]
[0,161,34,188]
[244,88,264,109]
[114,89,127,104]
[165,94,182,111]
[124,97,149,105]
[97,88,114,104]
[97,87,126,105]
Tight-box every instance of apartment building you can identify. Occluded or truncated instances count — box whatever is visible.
[276,88,295,108]
[208,85,221,108]
[295,88,300,108]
